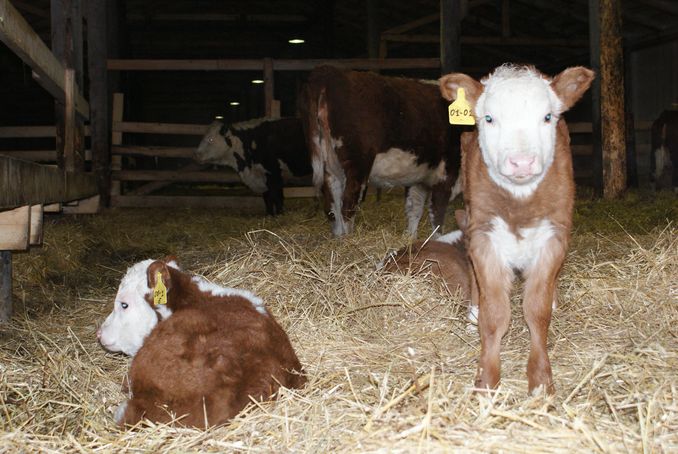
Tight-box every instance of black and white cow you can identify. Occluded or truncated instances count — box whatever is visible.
[195,117,312,215]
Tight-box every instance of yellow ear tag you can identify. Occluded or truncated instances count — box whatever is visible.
[153,271,167,306]
[448,87,476,126]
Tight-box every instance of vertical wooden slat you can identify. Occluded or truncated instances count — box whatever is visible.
[0,251,11,322]
[264,58,274,117]
[110,93,124,196]
[63,69,76,172]
[440,0,463,74]
[87,0,111,205]
[29,205,43,245]
[51,0,67,170]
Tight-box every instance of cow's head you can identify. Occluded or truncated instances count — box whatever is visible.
[97,258,179,356]
[440,65,594,197]
[194,121,242,169]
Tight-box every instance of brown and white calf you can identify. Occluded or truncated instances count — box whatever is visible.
[650,110,678,191]
[300,65,462,236]
[381,210,472,314]
[440,64,594,394]
[97,258,305,428]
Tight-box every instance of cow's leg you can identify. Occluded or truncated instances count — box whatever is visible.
[469,235,513,391]
[429,181,453,235]
[262,192,275,216]
[405,184,428,237]
[266,172,284,215]
[522,236,566,395]
[340,169,368,235]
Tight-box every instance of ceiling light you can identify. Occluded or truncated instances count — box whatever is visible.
[215,115,224,120]
[288,38,305,44]
[229,101,240,106]
[251,79,264,84]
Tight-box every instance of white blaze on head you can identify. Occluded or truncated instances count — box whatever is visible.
[440,65,595,198]
[97,259,174,356]
[195,121,238,169]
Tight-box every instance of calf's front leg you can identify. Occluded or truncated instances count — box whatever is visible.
[469,235,514,391]
[522,235,566,394]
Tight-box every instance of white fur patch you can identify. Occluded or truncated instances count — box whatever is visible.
[475,65,563,198]
[370,148,446,188]
[191,276,268,315]
[114,400,128,425]
[279,160,293,179]
[231,117,271,131]
[486,216,555,271]
[404,185,428,236]
[239,163,269,194]
[436,230,463,245]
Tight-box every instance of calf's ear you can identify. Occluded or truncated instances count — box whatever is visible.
[551,67,595,112]
[439,73,483,108]
[147,260,173,292]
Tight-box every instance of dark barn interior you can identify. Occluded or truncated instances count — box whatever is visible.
[0,1,677,451]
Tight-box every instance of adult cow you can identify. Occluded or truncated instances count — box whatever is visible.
[650,110,678,191]
[299,65,462,237]
[195,118,312,215]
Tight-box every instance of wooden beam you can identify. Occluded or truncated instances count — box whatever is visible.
[29,204,43,245]
[111,195,266,212]
[107,58,442,71]
[126,163,207,196]
[87,0,111,206]
[62,195,99,214]
[112,146,195,159]
[112,169,241,184]
[441,0,463,74]
[0,205,30,250]
[590,0,627,198]
[0,0,89,117]
[63,68,77,172]
[112,121,208,135]
[0,125,90,138]
[0,251,11,322]
[126,13,308,23]
[0,155,97,210]
[384,34,589,47]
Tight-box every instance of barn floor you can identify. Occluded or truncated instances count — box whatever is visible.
[1,190,676,452]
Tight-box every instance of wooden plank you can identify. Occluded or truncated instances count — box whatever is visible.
[62,195,100,214]
[112,146,195,158]
[86,0,110,206]
[29,204,43,245]
[0,150,92,161]
[0,0,89,118]
[264,58,274,117]
[110,93,124,196]
[0,205,30,250]
[383,34,589,47]
[107,58,442,71]
[111,195,266,213]
[112,121,208,135]
[0,125,90,138]
[283,187,317,198]
[63,68,77,172]
[0,251,11,322]
[441,0,463,74]
[0,155,97,210]
[126,163,207,196]
[112,169,242,184]
[43,203,61,213]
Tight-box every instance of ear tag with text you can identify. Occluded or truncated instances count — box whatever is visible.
[153,271,167,306]
[448,88,475,126]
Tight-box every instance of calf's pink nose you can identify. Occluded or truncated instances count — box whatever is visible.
[507,155,536,176]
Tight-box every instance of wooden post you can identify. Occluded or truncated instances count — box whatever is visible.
[624,49,637,187]
[589,0,626,198]
[0,251,11,322]
[64,69,76,172]
[440,0,463,74]
[87,0,111,205]
[264,58,274,117]
[110,93,124,196]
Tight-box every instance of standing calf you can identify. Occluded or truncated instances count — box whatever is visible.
[300,65,462,236]
[195,118,312,215]
[97,258,305,428]
[440,64,594,394]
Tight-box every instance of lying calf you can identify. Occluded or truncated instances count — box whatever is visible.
[381,210,474,321]
[97,258,305,428]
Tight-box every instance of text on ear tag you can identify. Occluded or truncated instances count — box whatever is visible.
[153,271,167,306]
[448,87,475,126]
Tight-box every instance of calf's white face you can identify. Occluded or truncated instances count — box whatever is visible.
[475,69,562,192]
[97,259,173,356]
[440,64,595,198]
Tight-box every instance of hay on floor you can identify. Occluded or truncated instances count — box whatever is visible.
[0,191,676,452]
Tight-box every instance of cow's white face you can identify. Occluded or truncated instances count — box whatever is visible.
[440,65,595,198]
[195,121,239,169]
[97,259,169,356]
[474,68,563,197]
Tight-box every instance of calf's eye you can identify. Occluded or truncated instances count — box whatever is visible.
[120,302,129,309]
[484,115,493,123]
[544,113,552,123]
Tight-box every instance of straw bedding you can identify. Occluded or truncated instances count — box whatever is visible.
[0,190,676,453]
